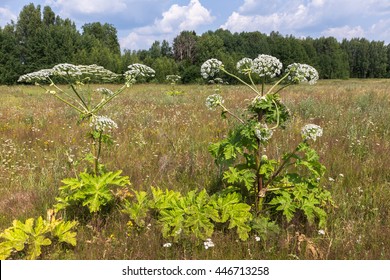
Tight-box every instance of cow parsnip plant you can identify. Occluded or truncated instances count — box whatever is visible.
[0,212,77,260]
[18,63,154,218]
[201,55,333,229]
[165,74,184,95]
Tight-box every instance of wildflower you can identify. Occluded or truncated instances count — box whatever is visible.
[251,54,282,78]
[204,238,215,249]
[301,124,323,141]
[125,64,155,81]
[201,58,223,79]
[96,88,114,96]
[166,75,181,84]
[254,123,273,142]
[339,174,344,178]
[236,57,253,74]
[286,63,319,85]
[163,243,172,248]
[318,229,325,235]
[52,63,82,77]
[18,69,53,83]
[205,94,224,110]
[255,236,261,242]
[78,64,119,81]
[329,177,335,182]
[90,115,118,132]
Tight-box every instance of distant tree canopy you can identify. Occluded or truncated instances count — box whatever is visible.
[1,3,389,84]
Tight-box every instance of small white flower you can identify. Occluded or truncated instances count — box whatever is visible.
[329,177,335,182]
[125,64,155,81]
[251,54,282,78]
[318,229,325,235]
[166,75,181,84]
[236,57,253,74]
[204,238,215,249]
[205,94,224,110]
[301,124,323,141]
[339,174,344,178]
[163,243,172,248]
[90,115,118,132]
[254,123,273,142]
[18,69,53,83]
[255,236,261,242]
[201,59,223,79]
[286,63,319,85]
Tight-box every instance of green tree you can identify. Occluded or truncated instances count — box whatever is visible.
[173,31,198,63]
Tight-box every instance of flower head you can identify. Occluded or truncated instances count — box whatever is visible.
[18,69,53,83]
[301,124,323,141]
[236,57,253,74]
[52,63,82,77]
[90,115,118,132]
[205,94,224,110]
[163,242,172,248]
[201,58,223,79]
[166,75,181,84]
[251,54,282,78]
[204,238,215,249]
[77,64,119,82]
[125,64,155,81]
[286,63,319,85]
[254,123,273,143]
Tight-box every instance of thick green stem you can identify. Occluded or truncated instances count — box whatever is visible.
[220,68,259,95]
[220,104,245,124]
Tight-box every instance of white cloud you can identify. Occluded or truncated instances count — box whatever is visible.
[120,0,215,50]
[0,7,17,27]
[45,0,127,15]
[321,25,365,40]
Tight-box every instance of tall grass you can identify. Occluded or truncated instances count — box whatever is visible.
[1,79,390,259]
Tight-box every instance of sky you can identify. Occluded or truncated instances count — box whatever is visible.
[1,0,390,51]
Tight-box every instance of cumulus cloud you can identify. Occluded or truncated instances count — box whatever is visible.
[120,0,215,50]
[0,7,17,27]
[221,0,390,43]
[321,25,365,40]
[45,0,127,14]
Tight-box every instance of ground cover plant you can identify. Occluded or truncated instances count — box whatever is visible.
[0,74,390,259]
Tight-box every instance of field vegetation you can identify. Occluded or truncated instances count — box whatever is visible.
[1,79,390,259]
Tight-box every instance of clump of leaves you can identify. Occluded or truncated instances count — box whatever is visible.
[55,171,130,216]
[0,213,77,260]
[122,187,253,241]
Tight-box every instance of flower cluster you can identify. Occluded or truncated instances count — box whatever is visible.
[166,75,181,84]
[78,64,119,82]
[301,124,323,141]
[17,69,54,83]
[125,64,155,81]
[201,58,223,79]
[203,238,215,249]
[90,115,118,132]
[52,63,82,77]
[96,88,114,96]
[286,63,319,85]
[205,94,224,110]
[254,123,273,142]
[251,54,282,78]
[236,57,253,74]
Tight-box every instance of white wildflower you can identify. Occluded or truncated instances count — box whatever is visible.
[329,177,335,182]
[201,58,223,79]
[205,94,224,110]
[90,115,118,132]
[236,57,253,74]
[204,238,215,249]
[52,63,82,77]
[125,64,155,81]
[286,63,319,85]
[301,124,323,141]
[318,229,325,235]
[163,243,172,248]
[251,54,282,78]
[96,88,114,96]
[254,123,273,142]
[78,64,119,81]
[18,69,54,83]
[166,75,181,84]
[255,236,261,242]
[339,174,344,178]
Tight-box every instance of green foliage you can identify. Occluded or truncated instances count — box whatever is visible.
[55,171,130,214]
[0,216,77,260]
[122,188,253,241]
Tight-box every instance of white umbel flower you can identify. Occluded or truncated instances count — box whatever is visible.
[201,58,223,79]
[18,69,53,83]
[286,63,319,85]
[205,94,224,110]
[236,57,253,74]
[301,124,323,141]
[125,64,155,80]
[251,54,282,78]
[254,123,273,142]
[204,238,215,249]
[90,115,118,132]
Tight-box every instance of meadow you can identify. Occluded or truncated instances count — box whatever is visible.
[1,79,390,259]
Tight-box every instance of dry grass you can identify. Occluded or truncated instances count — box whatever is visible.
[1,79,390,259]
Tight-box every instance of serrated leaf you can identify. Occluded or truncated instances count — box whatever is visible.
[52,221,78,246]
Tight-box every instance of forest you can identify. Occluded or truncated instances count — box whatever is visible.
[0,3,389,84]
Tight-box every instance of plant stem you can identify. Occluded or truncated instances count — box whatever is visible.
[220,68,259,95]
[220,104,245,124]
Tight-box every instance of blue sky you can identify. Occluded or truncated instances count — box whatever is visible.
[1,0,389,50]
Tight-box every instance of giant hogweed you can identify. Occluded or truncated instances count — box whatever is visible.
[201,55,333,228]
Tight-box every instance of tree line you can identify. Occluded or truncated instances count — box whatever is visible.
[1,3,389,84]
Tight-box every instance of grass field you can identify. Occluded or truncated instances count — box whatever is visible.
[1,79,390,259]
